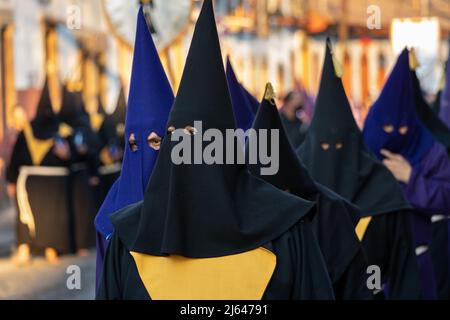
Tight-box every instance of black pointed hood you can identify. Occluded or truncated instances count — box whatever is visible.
[111,88,127,125]
[112,0,315,258]
[165,3,235,133]
[297,39,409,217]
[31,79,59,139]
[100,88,127,144]
[410,66,450,151]
[248,83,318,197]
[249,83,360,227]
[97,94,107,116]
[249,84,366,287]
[309,38,359,135]
[59,86,90,129]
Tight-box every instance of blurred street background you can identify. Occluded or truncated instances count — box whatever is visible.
[0,205,95,300]
[0,0,449,299]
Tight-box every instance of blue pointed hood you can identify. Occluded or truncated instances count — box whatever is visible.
[226,57,255,131]
[95,6,174,238]
[363,48,434,166]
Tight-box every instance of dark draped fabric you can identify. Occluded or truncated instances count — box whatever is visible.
[247,86,370,299]
[98,0,334,300]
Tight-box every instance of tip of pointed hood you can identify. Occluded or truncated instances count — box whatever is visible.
[126,3,174,129]
[308,40,357,131]
[167,0,235,130]
[382,49,411,91]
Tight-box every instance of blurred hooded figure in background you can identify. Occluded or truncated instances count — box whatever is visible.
[279,90,308,148]
[58,85,100,255]
[248,81,371,299]
[409,50,450,300]
[6,79,73,264]
[364,48,450,299]
[95,88,127,205]
[298,41,421,299]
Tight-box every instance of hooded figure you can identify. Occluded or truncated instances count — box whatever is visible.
[99,89,127,157]
[431,50,447,115]
[248,83,370,299]
[298,41,421,299]
[364,48,450,300]
[409,51,450,153]
[6,79,73,259]
[58,85,100,174]
[410,53,450,299]
[98,88,127,154]
[279,90,308,149]
[95,88,128,208]
[30,80,60,140]
[58,85,101,252]
[59,86,91,130]
[94,6,174,286]
[97,0,334,300]
[226,57,255,131]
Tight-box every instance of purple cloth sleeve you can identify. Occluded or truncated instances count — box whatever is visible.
[404,143,450,214]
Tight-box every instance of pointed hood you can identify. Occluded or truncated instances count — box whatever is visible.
[99,88,127,146]
[248,83,318,197]
[111,88,127,125]
[298,39,409,217]
[59,85,90,129]
[309,38,359,134]
[249,84,365,287]
[97,93,107,116]
[113,0,315,258]
[409,58,450,151]
[226,57,255,130]
[31,78,59,139]
[363,48,434,166]
[440,53,450,126]
[94,6,174,238]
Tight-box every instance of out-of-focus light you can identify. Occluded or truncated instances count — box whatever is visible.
[391,17,440,56]
[391,17,441,92]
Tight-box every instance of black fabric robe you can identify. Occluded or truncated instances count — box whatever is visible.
[410,69,450,299]
[297,39,421,299]
[248,87,370,299]
[361,212,423,299]
[279,113,307,149]
[97,206,334,300]
[6,132,73,254]
[59,88,100,250]
[98,1,335,300]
